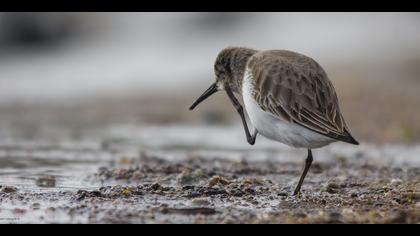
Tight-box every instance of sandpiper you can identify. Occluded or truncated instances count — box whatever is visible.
[190,47,359,195]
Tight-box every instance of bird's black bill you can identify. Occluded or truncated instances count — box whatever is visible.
[189,83,218,110]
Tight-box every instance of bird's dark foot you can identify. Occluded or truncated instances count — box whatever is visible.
[247,131,258,145]
[293,187,301,196]
[247,137,255,145]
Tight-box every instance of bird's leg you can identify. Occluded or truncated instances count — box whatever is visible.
[293,149,313,195]
[225,84,257,145]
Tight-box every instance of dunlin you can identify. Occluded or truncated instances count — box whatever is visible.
[190,47,359,195]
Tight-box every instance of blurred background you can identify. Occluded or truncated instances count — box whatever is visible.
[0,12,420,144]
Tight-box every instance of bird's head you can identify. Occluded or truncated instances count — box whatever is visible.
[189,47,258,110]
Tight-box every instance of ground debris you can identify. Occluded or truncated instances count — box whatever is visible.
[0,185,18,193]
[190,197,211,206]
[74,190,103,201]
[73,185,145,201]
[322,181,343,194]
[2,146,419,223]
[208,175,231,187]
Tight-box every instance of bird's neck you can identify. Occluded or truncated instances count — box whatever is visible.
[227,48,258,94]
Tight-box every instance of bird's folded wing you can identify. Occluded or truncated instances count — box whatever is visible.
[249,59,351,140]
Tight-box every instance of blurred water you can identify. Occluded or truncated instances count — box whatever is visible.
[0,12,419,104]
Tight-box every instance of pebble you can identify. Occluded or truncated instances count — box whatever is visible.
[208,176,230,187]
[324,182,340,194]
[32,203,41,210]
[190,197,211,206]
[390,178,403,186]
[277,192,288,197]
[45,207,56,213]
[349,190,359,198]
[0,186,18,193]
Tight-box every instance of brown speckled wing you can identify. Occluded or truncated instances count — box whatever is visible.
[247,50,356,143]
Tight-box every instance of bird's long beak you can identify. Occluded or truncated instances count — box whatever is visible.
[189,82,218,110]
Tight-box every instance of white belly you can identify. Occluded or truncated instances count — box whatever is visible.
[241,69,335,149]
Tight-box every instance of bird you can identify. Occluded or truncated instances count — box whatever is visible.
[189,47,359,195]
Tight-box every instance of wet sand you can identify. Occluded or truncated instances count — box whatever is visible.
[0,123,419,224]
